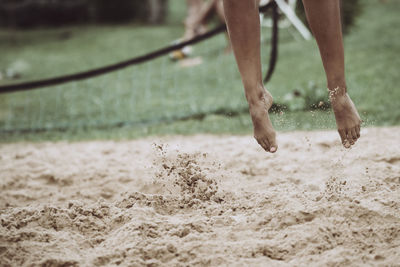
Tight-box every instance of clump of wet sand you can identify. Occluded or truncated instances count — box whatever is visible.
[1,127,400,266]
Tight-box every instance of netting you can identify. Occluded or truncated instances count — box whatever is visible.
[0,5,278,135]
[1,39,231,133]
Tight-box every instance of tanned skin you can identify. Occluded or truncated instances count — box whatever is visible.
[222,0,361,152]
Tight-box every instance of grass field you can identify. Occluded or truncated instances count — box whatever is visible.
[0,0,399,142]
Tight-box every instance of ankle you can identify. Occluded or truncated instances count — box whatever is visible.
[245,85,272,106]
[328,86,347,102]
[327,77,347,93]
[248,93,273,119]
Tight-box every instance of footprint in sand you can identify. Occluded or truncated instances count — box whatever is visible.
[377,156,400,165]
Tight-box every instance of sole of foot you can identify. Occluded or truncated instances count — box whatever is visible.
[248,89,278,153]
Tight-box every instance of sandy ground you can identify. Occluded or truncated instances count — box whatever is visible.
[0,127,400,266]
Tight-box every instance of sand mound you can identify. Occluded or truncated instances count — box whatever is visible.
[1,127,400,266]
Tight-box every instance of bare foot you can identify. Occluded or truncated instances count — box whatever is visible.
[248,89,278,153]
[329,87,362,148]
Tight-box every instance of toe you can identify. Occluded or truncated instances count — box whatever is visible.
[356,125,361,138]
[344,141,351,148]
[345,129,354,146]
[338,129,350,148]
[269,139,278,153]
[350,127,358,142]
[262,139,271,152]
[346,129,355,146]
[256,137,269,152]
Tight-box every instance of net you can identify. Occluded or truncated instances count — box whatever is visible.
[0,4,278,136]
[0,34,262,134]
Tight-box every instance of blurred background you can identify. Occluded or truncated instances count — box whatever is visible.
[0,0,398,142]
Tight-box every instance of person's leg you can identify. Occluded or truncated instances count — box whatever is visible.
[196,0,219,26]
[215,0,225,23]
[183,0,205,41]
[223,0,277,153]
[214,0,232,54]
[302,0,362,148]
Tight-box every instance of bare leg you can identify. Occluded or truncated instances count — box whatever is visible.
[223,0,277,153]
[183,0,206,41]
[302,0,362,148]
[214,0,232,53]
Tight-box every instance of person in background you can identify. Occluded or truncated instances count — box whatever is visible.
[170,0,230,60]
[182,0,225,41]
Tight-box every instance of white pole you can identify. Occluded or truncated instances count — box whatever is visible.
[274,0,312,40]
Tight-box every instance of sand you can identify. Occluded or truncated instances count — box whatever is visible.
[1,127,400,266]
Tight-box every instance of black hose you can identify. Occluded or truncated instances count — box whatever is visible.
[264,2,279,83]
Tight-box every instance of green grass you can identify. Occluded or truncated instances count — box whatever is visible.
[0,0,399,142]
